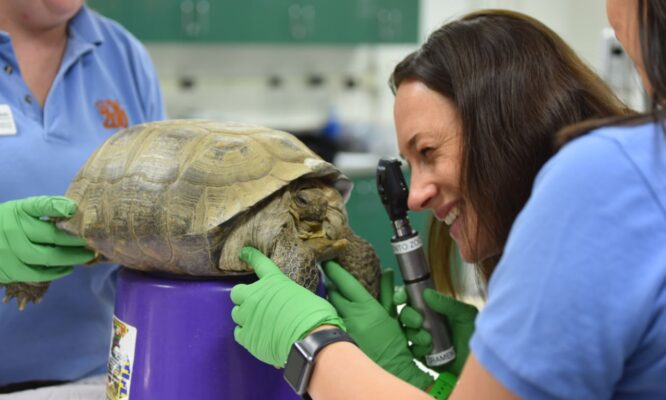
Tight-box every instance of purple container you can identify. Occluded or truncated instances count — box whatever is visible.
[110,268,300,400]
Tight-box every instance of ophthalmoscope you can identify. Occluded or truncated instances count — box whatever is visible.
[376,158,455,367]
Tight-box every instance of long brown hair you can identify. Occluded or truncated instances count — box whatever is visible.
[390,10,630,297]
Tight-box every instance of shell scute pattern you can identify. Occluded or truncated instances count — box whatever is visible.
[1,120,381,309]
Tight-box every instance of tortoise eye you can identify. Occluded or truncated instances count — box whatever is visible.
[295,192,309,206]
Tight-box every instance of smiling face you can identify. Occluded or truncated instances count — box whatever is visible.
[394,79,498,263]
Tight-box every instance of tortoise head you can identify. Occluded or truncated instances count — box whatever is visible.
[287,180,348,260]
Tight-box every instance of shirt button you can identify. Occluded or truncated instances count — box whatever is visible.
[4,64,12,74]
[24,94,32,104]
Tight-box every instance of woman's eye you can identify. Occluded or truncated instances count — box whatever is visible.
[419,147,434,157]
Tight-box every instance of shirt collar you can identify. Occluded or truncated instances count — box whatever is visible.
[67,5,104,46]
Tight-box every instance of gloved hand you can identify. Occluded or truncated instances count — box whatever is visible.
[231,246,345,367]
[396,287,478,376]
[323,261,434,390]
[0,196,95,284]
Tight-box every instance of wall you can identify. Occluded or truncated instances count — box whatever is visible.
[146,0,619,165]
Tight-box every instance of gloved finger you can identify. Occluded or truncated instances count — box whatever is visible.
[231,305,245,326]
[19,217,88,246]
[405,327,432,347]
[233,326,245,346]
[239,246,281,279]
[19,196,78,218]
[393,286,407,305]
[3,265,73,283]
[423,288,478,322]
[410,343,432,359]
[327,289,352,317]
[379,269,396,317]
[230,283,250,305]
[399,305,423,329]
[322,261,371,302]
[322,271,337,293]
[12,241,96,267]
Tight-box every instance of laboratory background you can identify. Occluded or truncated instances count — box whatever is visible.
[87,0,645,275]
[0,0,654,399]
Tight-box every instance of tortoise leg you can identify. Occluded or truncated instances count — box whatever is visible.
[271,233,320,292]
[1,282,50,310]
[335,228,381,299]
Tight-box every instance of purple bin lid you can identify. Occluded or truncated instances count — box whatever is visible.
[108,268,301,400]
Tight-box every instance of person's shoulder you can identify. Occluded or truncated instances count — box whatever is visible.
[588,120,664,154]
[543,120,663,185]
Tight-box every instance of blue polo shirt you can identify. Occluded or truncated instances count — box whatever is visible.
[472,122,666,399]
[0,6,165,384]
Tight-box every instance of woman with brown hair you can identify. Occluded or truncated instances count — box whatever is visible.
[382,8,629,379]
[229,2,666,399]
[397,8,629,295]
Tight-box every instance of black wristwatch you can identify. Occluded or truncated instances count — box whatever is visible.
[283,328,355,398]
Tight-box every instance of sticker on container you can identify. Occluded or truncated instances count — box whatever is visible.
[0,105,17,136]
[106,316,137,400]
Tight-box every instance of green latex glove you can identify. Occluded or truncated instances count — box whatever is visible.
[231,246,345,367]
[0,196,95,284]
[323,261,434,390]
[396,287,478,376]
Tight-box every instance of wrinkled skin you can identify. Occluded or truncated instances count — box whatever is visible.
[216,180,380,296]
[1,282,49,310]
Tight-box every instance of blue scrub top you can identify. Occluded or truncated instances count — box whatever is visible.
[472,122,666,399]
[0,6,165,384]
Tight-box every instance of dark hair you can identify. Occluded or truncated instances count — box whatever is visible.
[640,1,666,114]
[390,10,629,297]
[559,0,666,147]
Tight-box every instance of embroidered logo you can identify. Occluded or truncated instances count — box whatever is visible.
[95,99,128,129]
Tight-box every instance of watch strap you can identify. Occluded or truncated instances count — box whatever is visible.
[300,328,355,359]
[428,372,457,400]
[284,328,355,397]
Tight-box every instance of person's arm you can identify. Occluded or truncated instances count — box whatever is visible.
[306,333,519,400]
[230,248,433,399]
[322,262,435,390]
[449,353,519,400]
[308,335,431,400]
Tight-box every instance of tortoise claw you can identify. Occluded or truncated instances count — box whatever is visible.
[0,282,50,310]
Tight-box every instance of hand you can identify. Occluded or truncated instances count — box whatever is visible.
[324,261,434,390]
[397,287,478,376]
[231,246,345,367]
[0,196,95,284]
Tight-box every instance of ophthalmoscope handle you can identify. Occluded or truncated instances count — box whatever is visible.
[377,158,455,367]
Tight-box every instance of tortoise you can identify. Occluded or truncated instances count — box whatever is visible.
[1,120,381,310]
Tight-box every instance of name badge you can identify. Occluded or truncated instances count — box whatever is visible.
[0,105,17,136]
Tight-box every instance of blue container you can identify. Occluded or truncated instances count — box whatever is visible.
[110,268,299,400]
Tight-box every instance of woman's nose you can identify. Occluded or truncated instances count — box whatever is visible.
[407,174,436,211]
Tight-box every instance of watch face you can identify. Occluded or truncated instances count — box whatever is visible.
[284,344,312,394]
